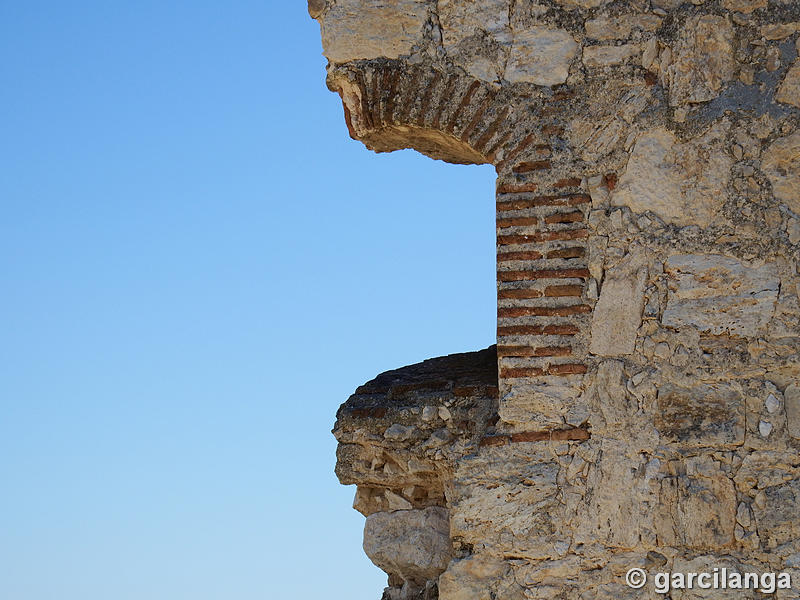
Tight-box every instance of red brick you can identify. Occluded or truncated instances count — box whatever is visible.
[512,160,551,174]
[500,367,545,378]
[496,194,591,211]
[498,288,543,299]
[479,435,511,447]
[544,210,584,224]
[547,363,588,375]
[497,230,588,245]
[497,268,590,281]
[498,305,592,317]
[546,247,586,259]
[497,324,580,336]
[497,345,572,357]
[474,106,510,150]
[497,183,538,194]
[545,285,584,297]
[497,216,538,228]
[552,177,582,188]
[511,428,590,443]
[497,251,544,262]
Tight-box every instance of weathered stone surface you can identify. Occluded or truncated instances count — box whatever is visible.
[662,254,779,337]
[585,17,633,41]
[611,124,731,226]
[656,456,737,550]
[777,60,800,109]
[438,555,523,600]
[664,15,736,106]
[722,0,767,12]
[752,479,800,548]
[438,0,510,47]
[570,84,651,161]
[573,441,660,549]
[762,130,800,215]
[438,0,509,82]
[450,446,563,559]
[785,384,800,440]
[590,251,647,356]
[317,0,429,63]
[363,507,452,585]
[582,43,641,68]
[505,27,578,86]
[498,380,582,429]
[554,0,611,7]
[762,22,800,40]
[656,383,745,448]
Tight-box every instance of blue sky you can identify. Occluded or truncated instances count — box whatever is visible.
[0,3,496,598]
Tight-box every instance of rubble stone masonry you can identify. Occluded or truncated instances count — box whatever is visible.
[310,0,800,598]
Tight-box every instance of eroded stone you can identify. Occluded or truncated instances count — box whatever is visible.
[590,251,647,356]
[363,506,452,585]
[664,15,735,106]
[505,27,578,86]
[762,130,800,215]
[611,124,731,227]
[317,0,429,63]
[656,383,745,448]
[662,254,779,337]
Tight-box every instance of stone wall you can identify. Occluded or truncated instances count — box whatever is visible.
[311,0,800,598]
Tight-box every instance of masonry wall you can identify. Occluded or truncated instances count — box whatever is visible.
[313,1,800,598]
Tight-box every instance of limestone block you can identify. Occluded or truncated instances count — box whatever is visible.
[785,384,800,440]
[777,60,800,108]
[498,381,582,429]
[438,0,510,47]
[611,124,731,227]
[762,130,800,215]
[438,0,510,82]
[553,0,611,7]
[585,17,632,40]
[570,85,652,161]
[582,44,641,68]
[590,251,647,356]
[655,383,745,448]
[363,507,451,585]
[318,0,429,64]
[752,479,800,548]
[734,451,800,492]
[662,254,779,337]
[722,0,767,11]
[505,27,578,86]
[664,15,735,106]
[438,554,523,600]
[656,456,737,550]
[670,556,764,599]
[574,441,661,549]
[450,446,563,559]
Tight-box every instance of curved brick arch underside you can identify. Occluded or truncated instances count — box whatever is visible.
[327,60,571,173]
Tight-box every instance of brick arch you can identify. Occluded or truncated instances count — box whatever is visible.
[327,61,516,166]
[328,59,592,412]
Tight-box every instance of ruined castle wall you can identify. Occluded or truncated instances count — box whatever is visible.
[313,1,800,598]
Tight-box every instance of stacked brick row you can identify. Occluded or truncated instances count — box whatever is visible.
[494,161,591,386]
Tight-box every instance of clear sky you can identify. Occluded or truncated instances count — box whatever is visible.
[0,3,496,599]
